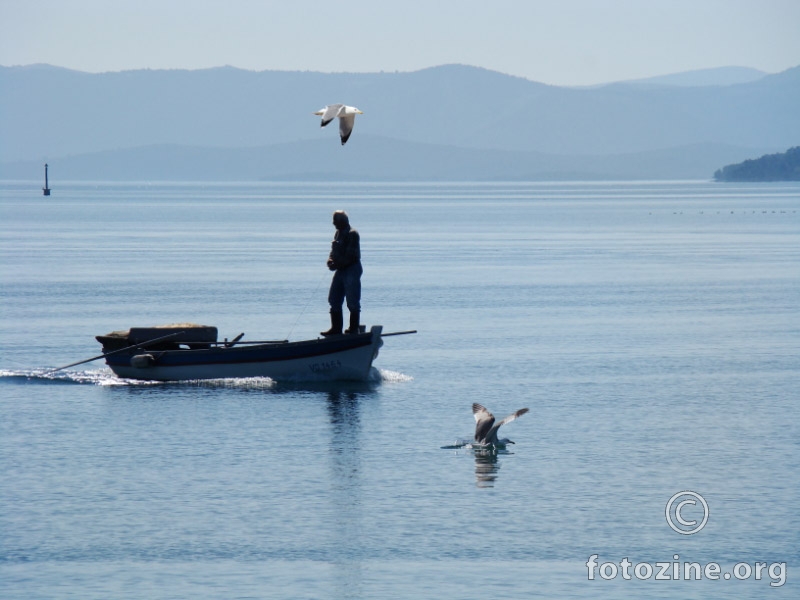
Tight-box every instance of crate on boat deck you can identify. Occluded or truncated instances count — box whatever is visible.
[95,324,218,351]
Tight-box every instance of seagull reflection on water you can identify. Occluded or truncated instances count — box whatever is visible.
[473,447,502,488]
[440,440,516,488]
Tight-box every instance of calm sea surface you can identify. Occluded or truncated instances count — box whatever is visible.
[1,180,798,599]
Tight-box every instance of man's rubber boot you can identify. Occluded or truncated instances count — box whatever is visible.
[346,311,361,334]
[321,310,344,337]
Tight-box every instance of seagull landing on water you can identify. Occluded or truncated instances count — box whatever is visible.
[472,403,529,446]
[314,104,363,145]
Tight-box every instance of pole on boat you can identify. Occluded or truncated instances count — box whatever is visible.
[44,330,186,374]
[381,330,417,337]
[224,332,245,347]
[43,163,51,196]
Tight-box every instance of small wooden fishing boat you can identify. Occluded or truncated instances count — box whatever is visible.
[90,323,414,382]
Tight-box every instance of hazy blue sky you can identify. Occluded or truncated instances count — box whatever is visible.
[1,0,798,85]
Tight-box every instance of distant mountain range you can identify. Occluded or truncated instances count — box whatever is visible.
[1,63,798,181]
[615,66,768,87]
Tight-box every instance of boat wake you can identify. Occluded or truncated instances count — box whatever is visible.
[0,368,277,388]
[0,368,127,386]
[181,377,277,390]
[1,367,412,388]
[374,368,413,383]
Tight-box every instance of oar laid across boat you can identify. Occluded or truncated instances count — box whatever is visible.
[91,323,416,382]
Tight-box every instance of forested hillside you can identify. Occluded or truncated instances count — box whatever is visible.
[714,147,800,181]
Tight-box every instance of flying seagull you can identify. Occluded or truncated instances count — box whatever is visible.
[314,104,363,145]
[472,403,529,446]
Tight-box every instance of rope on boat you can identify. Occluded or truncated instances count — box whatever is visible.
[284,270,328,340]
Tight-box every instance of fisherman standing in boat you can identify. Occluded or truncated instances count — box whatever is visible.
[322,210,363,336]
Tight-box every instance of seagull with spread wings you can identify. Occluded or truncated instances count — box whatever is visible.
[472,403,529,446]
[314,104,363,145]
